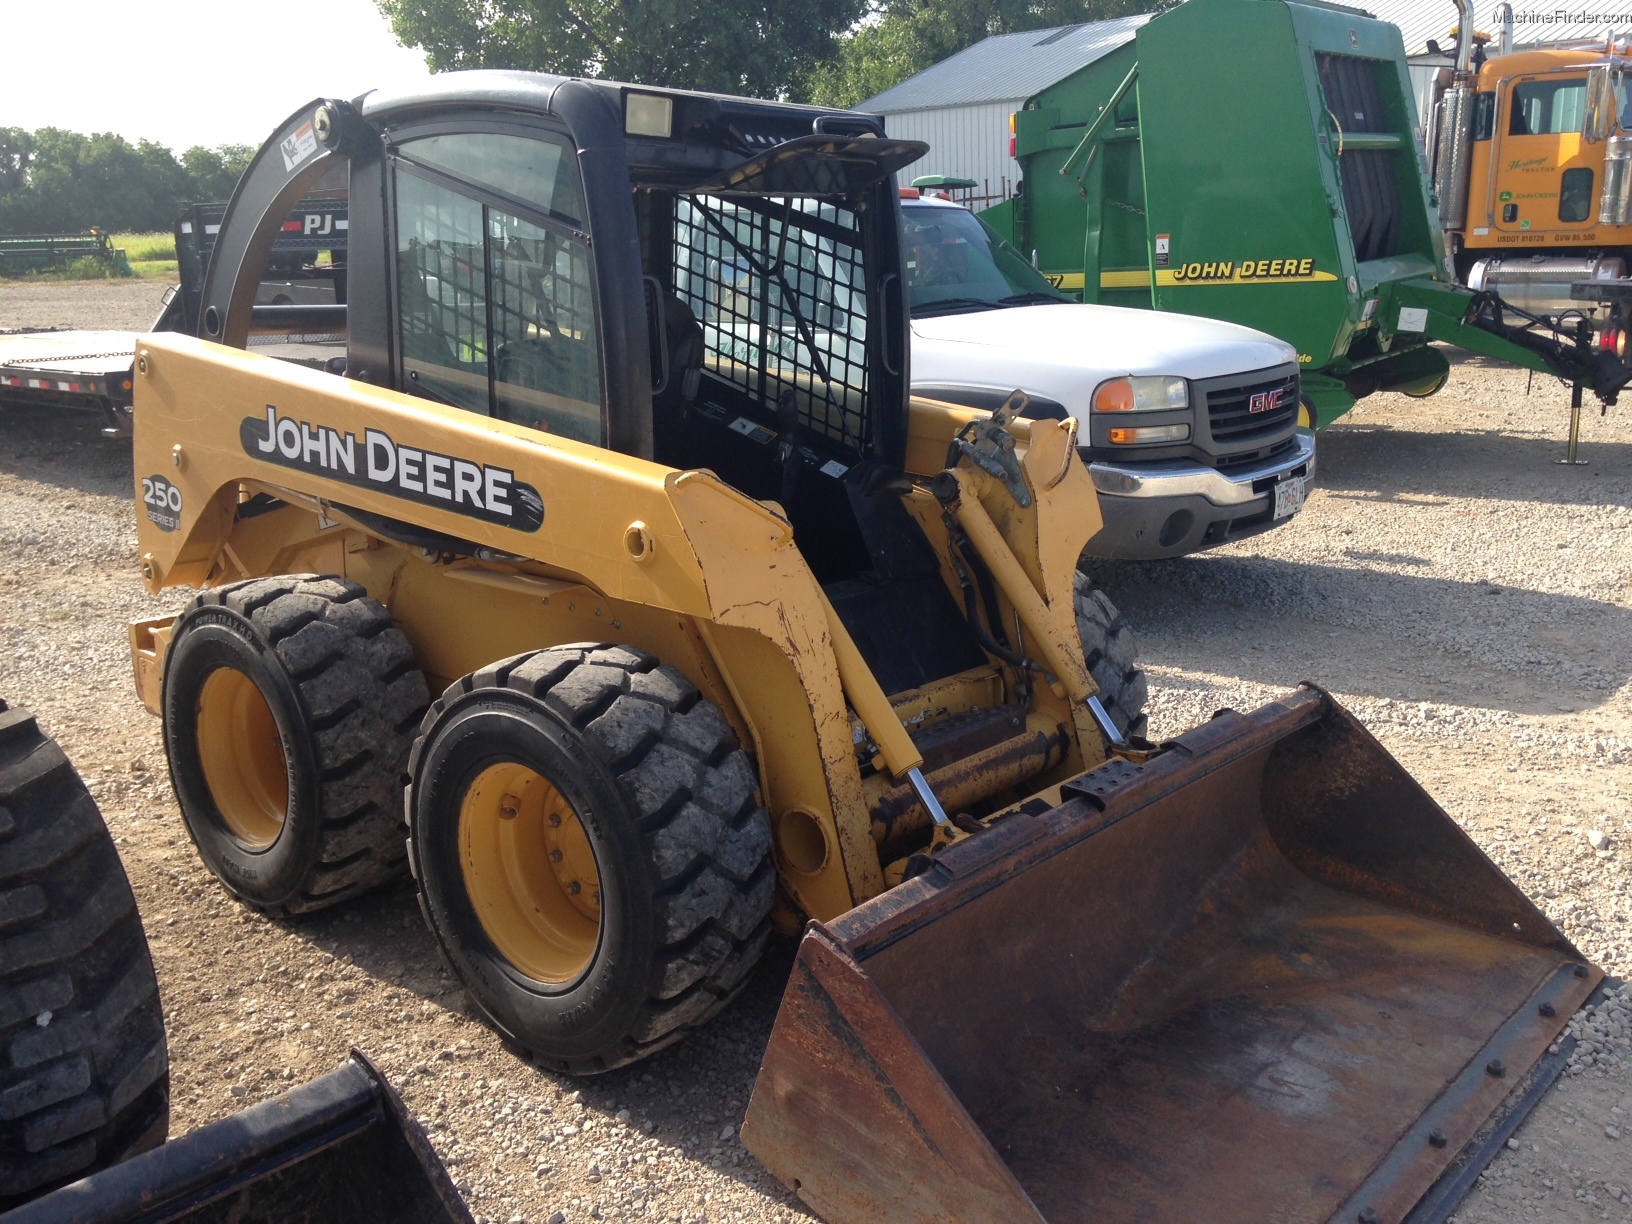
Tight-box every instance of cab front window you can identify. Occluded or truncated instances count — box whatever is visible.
[1509,78,1588,135]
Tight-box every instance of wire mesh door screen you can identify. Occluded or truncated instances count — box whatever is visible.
[673,194,871,452]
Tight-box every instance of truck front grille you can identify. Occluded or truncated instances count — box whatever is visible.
[1206,370,1300,444]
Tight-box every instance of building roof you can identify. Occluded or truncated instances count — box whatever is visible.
[857,14,1149,115]
[1347,0,1465,55]
[1347,0,1621,57]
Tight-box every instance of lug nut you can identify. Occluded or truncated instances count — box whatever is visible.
[1486,1059,1506,1078]
[1539,1001,1556,1017]
[549,812,562,828]
[549,849,563,864]
[567,881,581,895]
[1358,1207,1378,1224]
[1428,1128,1448,1148]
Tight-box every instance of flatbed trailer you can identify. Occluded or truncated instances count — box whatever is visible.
[0,327,143,434]
[0,192,347,436]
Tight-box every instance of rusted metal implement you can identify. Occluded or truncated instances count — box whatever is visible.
[742,686,1600,1223]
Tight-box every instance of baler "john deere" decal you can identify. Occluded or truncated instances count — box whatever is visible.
[1050,262,1342,291]
[1171,258,1326,282]
[240,405,544,531]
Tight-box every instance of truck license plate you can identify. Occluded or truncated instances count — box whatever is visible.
[1273,475,1307,520]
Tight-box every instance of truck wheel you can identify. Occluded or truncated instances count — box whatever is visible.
[408,645,773,1074]
[1074,571,1149,740]
[0,702,168,1208]
[162,575,429,914]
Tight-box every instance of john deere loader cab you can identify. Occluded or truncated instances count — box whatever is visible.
[135,73,1603,1224]
[203,77,971,695]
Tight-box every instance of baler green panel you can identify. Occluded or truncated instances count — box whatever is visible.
[1010,42,1144,302]
[982,198,1018,245]
[1137,0,1358,366]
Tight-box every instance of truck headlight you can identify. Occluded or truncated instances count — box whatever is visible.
[1107,424,1190,444]
[1092,376,1189,413]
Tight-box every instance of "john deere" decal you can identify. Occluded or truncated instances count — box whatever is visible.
[1170,258,1325,282]
[240,405,544,532]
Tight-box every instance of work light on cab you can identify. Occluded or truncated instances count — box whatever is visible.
[1092,375,1188,413]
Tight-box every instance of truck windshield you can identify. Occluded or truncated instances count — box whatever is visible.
[901,203,1069,316]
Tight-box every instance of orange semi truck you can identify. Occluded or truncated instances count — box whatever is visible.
[1433,1,1632,325]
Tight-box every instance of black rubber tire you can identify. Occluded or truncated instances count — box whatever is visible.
[0,702,168,1208]
[408,645,774,1074]
[1073,571,1149,740]
[162,575,429,914]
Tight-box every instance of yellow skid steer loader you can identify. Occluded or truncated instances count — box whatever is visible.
[125,73,1598,1222]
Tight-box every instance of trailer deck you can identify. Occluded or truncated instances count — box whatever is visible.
[0,329,138,434]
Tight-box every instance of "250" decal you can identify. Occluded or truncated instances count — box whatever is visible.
[141,474,182,532]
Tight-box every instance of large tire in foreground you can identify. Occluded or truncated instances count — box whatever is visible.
[1073,571,1149,740]
[0,702,168,1207]
[408,645,774,1074]
[162,575,429,914]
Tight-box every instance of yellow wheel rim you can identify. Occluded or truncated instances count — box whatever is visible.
[196,668,289,847]
[459,763,602,984]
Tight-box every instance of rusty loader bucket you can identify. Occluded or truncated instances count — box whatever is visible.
[742,687,1601,1224]
[7,1054,470,1224]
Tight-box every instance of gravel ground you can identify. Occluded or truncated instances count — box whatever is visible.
[1,285,1628,1222]
[0,279,174,332]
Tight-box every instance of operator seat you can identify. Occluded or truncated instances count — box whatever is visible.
[662,294,704,405]
[651,291,705,461]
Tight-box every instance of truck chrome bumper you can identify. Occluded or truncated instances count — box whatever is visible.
[1086,430,1315,506]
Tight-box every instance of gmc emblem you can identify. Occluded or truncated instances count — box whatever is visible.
[1249,388,1288,414]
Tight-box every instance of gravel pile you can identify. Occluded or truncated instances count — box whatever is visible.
[0,289,1627,1224]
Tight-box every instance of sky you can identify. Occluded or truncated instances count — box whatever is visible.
[1,0,434,151]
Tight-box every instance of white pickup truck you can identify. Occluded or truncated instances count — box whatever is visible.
[902,191,1315,560]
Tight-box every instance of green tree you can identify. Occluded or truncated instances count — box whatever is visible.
[0,130,257,234]
[807,0,1149,108]
[180,144,255,204]
[0,129,33,198]
[375,0,867,100]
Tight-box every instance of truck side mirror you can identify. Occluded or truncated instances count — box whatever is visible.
[1586,66,1615,142]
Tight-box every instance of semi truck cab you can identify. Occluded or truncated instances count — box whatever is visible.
[903,191,1314,559]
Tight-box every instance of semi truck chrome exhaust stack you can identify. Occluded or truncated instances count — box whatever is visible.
[743,687,1599,1224]
[1468,255,1628,318]
[1603,134,1632,224]
[1432,0,1478,228]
